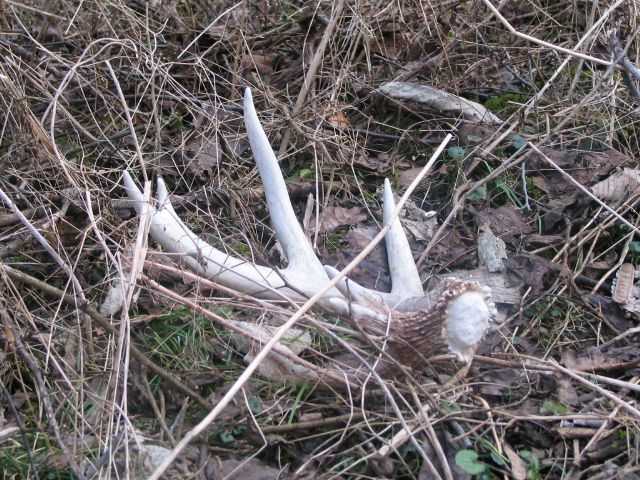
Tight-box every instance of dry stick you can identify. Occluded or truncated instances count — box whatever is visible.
[144,259,366,345]
[0,372,41,480]
[0,186,97,355]
[147,134,453,480]
[1,265,210,408]
[0,308,85,480]
[479,354,640,393]
[145,257,436,442]
[480,0,621,68]
[0,186,87,300]
[591,223,636,294]
[416,146,527,268]
[177,1,243,59]
[449,0,625,207]
[541,358,640,421]
[260,412,367,434]
[139,371,177,446]
[419,14,630,269]
[277,0,346,157]
[105,60,148,182]
[575,405,621,466]
[492,354,640,420]
[528,143,640,237]
[105,60,156,473]
[0,206,46,227]
[408,384,453,480]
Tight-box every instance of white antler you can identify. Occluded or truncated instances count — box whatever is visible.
[123,88,495,379]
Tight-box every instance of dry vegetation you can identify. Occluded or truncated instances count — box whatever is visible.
[1,0,640,478]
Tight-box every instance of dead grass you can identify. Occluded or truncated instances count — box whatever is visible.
[0,0,639,478]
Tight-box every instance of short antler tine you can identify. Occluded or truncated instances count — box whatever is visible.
[122,170,145,210]
[123,170,293,297]
[155,176,171,205]
[243,88,321,271]
[383,179,423,296]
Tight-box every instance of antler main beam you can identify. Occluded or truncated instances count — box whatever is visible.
[123,88,495,378]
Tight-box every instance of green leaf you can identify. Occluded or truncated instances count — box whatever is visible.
[248,395,263,414]
[467,184,487,201]
[447,146,466,161]
[490,450,506,466]
[298,168,314,180]
[520,449,539,468]
[455,450,486,475]
[628,241,640,253]
[441,401,462,414]
[540,399,567,415]
[219,431,235,444]
[466,134,483,143]
[508,133,527,150]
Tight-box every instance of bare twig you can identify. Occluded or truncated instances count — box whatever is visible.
[146,134,452,480]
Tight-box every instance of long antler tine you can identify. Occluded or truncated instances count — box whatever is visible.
[243,88,322,271]
[383,179,423,296]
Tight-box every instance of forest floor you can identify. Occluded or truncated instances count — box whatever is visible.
[1,1,639,479]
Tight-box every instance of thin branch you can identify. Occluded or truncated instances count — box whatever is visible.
[146,134,453,480]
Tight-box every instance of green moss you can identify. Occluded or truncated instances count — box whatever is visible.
[484,92,525,115]
[323,230,348,253]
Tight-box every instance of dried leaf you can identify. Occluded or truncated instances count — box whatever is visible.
[457,122,496,145]
[556,377,580,407]
[505,254,556,295]
[322,226,391,291]
[561,347,640,373]
[403,212,437,243]
[326,109,350,129]
[353,152,396,173]
[397,167,423,190]
[477,226,507,273]
[471,205,533,243]
[397,197,438,243]
[231,320,313,383]
[309,206,367,235]
[584,294,632,332]
[504,445,527,480]
[210,458,284,480]
[241,53,279,76]
[379,81,503,124]
[139,444,173,472]
[184,134,221,176]
[221,132,250,159]
[591,168,640,203]
[612,263,636,304]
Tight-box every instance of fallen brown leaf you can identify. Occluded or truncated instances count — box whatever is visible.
[504,444,527,480]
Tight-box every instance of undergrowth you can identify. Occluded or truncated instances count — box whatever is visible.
[0,1,639,479]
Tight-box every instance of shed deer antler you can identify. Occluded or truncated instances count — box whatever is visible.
[123,88,495,380]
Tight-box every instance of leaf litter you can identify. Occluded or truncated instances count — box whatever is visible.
[1,1,640,479]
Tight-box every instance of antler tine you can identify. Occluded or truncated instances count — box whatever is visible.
[383,179,423,297]
[122,171,292,298]
[244,89,327,275]
[122,88,495,373]
[121,89,337,301]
